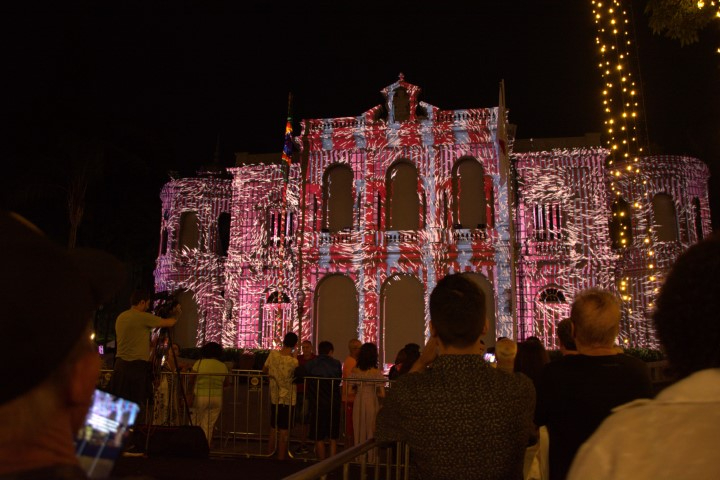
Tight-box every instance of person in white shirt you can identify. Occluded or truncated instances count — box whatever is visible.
[263,332,299,460]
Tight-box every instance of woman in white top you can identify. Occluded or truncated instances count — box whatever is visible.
[189,342,229,444]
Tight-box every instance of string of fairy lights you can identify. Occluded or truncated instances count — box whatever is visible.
[592,0,656,344]
[698,1,720,54]
[592,0,644,179]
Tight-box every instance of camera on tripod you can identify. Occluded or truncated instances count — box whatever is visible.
[152,290,183,319]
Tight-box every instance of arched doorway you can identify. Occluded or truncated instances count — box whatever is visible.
[461,272,496,347]
[175,289,200,348]
[314,275,359,359]
[380,274,425,369]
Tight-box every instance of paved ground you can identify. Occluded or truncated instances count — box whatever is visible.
[112,455,320,480]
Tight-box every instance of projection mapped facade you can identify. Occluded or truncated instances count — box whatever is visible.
[155,77,711,362]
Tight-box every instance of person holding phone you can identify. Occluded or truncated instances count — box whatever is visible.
[375,274,535,480]
[0,211,125,478]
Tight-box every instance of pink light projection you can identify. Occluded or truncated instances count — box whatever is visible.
[154,77,711,362]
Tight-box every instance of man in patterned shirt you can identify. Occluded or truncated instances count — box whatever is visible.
[375,274,535,480]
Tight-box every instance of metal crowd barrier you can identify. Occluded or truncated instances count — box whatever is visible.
[98,368,394,461]
[99,359,671,464]
[282,439,412,480]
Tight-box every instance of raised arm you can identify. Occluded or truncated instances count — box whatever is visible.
[409,337,439,373]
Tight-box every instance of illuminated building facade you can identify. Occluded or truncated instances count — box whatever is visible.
[155,77,711,361]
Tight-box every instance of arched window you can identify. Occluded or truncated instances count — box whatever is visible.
[610,198,632,249]
[160,228,168,255]
[693,197,703,241]
[386,161,420,230]
[178,211,199,250]
[652,193,679,242]
[452,157,486,229]
[217,212,231,256]
[392,87,410,122]
[160,210,169,255]
[322,164,354,232]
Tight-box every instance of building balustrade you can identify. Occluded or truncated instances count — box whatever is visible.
[524,240,571,256]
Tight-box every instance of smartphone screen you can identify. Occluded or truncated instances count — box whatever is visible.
[483,352,496,364]
[75,389,140,478]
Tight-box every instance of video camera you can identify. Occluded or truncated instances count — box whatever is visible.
[152,289,183,319]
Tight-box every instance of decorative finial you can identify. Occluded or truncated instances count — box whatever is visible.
[398,72,404,82]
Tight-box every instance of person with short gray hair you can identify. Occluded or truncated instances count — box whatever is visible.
[535,288,652,480]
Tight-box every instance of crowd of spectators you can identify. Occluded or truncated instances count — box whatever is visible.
[2,206,717,479]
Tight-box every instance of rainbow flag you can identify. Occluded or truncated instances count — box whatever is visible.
[281,118,293,166]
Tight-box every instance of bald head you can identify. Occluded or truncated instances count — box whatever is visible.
[496,338,518,362]
[570,288,621,349]
[495,338,517,373]
[348,339,361,359]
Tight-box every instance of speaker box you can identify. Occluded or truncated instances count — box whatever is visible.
[132,425,209,458]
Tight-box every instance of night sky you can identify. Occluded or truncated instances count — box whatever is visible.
[3,1,719,284]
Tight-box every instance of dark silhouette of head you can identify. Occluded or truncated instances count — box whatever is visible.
[653,234,720,379]
[514,339,550,389]
[318,341,334,355]
[399,343,421,374]
[357,342,379,371]
[130,288,152,306]
[430,274,486,348]
[557,318,577,352]
[283,332,299,349]
[200,342,223,360]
